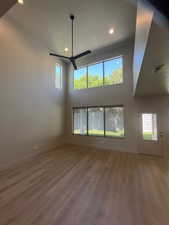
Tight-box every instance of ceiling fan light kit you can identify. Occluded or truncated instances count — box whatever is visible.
[49,14,92,70]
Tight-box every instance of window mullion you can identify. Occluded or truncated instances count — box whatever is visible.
[87,107,89,136]
[73,109,75,134]
[104,107,106,137]
[87,67,88,88]
[103,62,105,87]
[73,70,74,89]
[60,66,62,88]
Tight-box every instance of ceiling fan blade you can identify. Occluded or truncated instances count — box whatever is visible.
[74,50,92,60]
[70,59,77,70]
[49,53,69,60]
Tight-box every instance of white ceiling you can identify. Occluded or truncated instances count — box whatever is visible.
[6,0,136,56]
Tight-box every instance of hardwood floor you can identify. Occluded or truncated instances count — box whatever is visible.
[0,145,169,225]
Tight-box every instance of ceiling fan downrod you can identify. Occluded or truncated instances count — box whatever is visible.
[49,14,92,70]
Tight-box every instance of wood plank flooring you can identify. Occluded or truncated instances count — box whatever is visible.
[0,145,169,225]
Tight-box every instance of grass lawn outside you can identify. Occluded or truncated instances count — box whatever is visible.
[143,131,157,140]
[74,130,157,141]
[88,129,104,136]
[74,129,124,137]
[74,129,87,135]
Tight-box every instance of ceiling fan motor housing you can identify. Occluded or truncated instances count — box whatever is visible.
[70,14,75,20]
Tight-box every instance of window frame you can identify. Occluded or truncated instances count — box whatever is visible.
[73,56,123,89]
[55,63,62,89]
[72,105,125,139]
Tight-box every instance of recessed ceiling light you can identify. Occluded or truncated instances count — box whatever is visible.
[109,28,114,34]
[64,48,69,52]
[18,0,24,5]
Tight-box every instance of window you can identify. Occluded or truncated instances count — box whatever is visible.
[88,107,104,136]
[105,107,124,137]
[73,56,123,89]
[74,67,87,89]
[55,64,62,88]
[142,113,158,141]
[104,57,123,86]
[88,63,103,88]
[73,108,87,135]
[73,106,124,138]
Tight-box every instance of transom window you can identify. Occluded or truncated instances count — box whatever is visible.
[73,106,124,138]
[73,56,123,89]
[55,64,62,89]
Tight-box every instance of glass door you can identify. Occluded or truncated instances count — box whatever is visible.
[139,113,164,156]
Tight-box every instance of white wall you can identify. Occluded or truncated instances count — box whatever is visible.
[66,40,169,156]
[0,16,66,170]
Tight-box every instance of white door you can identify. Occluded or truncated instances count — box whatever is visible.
[139,113,164,156]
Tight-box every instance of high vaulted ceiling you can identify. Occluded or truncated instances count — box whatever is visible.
[6,0,136,56]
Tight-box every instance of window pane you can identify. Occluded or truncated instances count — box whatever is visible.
[88,107,104,136]
[105,107,124,137]
[55,64,62,88]
[74,68,87,89]
[104,57,123,86]
[88,63,103,88]
[73,109,87,135]
[142,113,158,141]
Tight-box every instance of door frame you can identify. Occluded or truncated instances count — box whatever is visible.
[138,111,164,157]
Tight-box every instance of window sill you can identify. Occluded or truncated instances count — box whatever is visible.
[72,134,125,139]
[73,83,123,91]
[143,139,158,142]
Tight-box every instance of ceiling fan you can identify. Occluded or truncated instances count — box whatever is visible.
[49,15,92,70]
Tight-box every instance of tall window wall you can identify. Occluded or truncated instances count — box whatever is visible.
[73,57,123,89]
[73,106,124,138]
